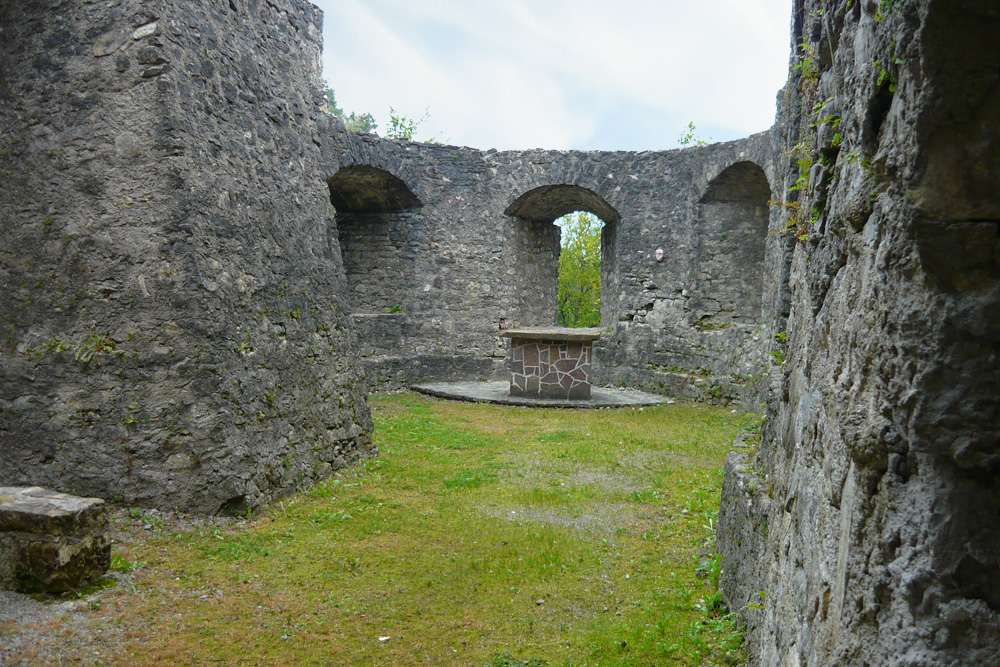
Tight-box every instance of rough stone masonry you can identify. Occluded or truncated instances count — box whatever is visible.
[0,0,375,514]
[0,0,997,663]
[717,1,1000,665]
[321,128,776,403]
[0,0,775,514]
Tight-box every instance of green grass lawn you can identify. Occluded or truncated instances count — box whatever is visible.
[101,392,749,666]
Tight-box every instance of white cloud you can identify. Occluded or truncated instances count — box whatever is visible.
[315,0,793,150]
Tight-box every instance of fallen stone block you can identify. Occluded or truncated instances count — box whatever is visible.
[0,487,111,593]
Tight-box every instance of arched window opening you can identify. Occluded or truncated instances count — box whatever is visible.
[504,185,620,328]
[555,211,606,327]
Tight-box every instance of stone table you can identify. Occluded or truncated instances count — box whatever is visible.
[502,327,604,399]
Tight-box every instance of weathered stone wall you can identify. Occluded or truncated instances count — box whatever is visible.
[696,162,772,323]
[4,5,997,663]
[321,131,780,404]
[0,0,373,514]
[719,0,1000,664]
[338,211,423,313]
[506,217,562,329]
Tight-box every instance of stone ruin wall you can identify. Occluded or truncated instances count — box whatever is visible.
[717,0,1000,664]
[322,128,779,405]
[0,0,780,518]
[4,0,997,662]
[0,0,374,515]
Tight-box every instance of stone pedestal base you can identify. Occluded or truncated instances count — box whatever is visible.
[0,487,111,594]
[503,327,603,400]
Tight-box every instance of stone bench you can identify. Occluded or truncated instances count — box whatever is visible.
[0,487,111,593]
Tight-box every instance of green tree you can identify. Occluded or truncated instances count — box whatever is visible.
[346,112,377,133]
[324,83,377,133]
[324,84,344,116]
[556,211,603,327]
[324,83,439,141]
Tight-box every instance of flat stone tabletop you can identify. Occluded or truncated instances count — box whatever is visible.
[502,327,605,341]
[0,487,107,535]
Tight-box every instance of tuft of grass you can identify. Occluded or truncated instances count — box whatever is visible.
[43,392,748,666]
[110,553,144,572]
[444,467,500,489]
[486,651,550,666]
[200,528,293,562]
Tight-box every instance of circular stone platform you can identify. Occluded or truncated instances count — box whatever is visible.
[412,381,672,409]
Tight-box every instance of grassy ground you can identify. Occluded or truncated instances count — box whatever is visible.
[22,392,749,666]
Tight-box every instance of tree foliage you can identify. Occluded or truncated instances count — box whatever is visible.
[323,83,436,140]
[556,212,603,328]
[324,83,377,133]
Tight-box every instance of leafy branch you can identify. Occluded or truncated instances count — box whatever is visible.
[385,107,432,141]
[678,121,711,147]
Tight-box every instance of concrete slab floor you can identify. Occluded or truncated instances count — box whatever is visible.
[412,381,672,409]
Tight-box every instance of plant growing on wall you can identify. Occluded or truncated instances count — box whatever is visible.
[678,121,711,147]
[556,211,603,327]
[385,106,430,141]
[324,82,439,141]
[767,199,814,247]
[793,41,820,105]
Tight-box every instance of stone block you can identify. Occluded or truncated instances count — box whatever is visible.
[0,487,111,594]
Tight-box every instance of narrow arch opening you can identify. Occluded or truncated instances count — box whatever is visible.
[697,161,771,324]
[326,166,422,313]
[555,211,605,327]
[505,185,620,328]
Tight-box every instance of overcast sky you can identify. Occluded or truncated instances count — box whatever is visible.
[312,0,794,152]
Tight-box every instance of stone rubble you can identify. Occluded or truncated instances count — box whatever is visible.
[0,487,111,593]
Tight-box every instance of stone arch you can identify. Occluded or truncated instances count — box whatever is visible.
[505,184,621,226]
[504,185,621,327]
[327,165,422,213]
[696,161,771,323]
[327,165,423,313]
